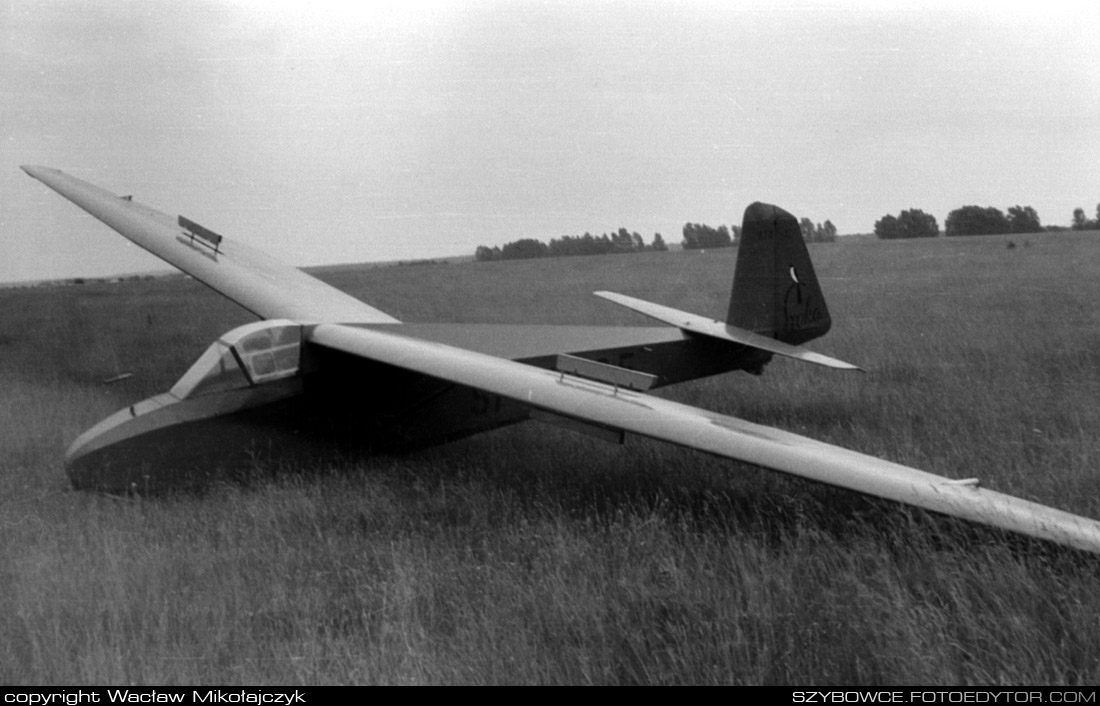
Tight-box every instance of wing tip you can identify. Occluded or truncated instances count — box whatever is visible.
[21,165,65,183]
[802,351,863,371]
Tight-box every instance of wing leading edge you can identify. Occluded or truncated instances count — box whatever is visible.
[309,323,1100,555]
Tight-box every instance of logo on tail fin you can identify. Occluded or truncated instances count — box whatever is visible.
[783,265,825,332]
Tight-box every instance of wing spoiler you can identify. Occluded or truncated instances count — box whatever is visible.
[594,291,861,371]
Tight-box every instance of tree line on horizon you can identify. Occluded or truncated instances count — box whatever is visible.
[476,215,839,261]
[874,202,1100,239]
[473,199,1100,261]
[682,218,837,247]
[475,229,668,262]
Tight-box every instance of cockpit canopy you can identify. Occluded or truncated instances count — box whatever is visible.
[170,320,302,399]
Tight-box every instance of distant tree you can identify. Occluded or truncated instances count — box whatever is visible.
[500,238,548,260]
[799,218,815,242]
[898,209,939,238]
[612,228,635,253]
[475,245,500,262]
[945,206,1010,236]
[684,223,702,248]
[550,232,606,256]
[682,222,732,250]
[874,214,902,240]
[1006,205,1042,233]
[809,220,838,243]
[547,236,568,257]
[1073,208,1089,231]
[731,225,742,243]
[681,225,696,249]
[651,232,668,251]
[875,209,937,239]
[793,217,839,243]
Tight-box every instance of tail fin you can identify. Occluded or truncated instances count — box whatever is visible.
[727,202,831,346]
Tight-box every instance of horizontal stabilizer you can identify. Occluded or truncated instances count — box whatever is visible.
[594,291,861,371]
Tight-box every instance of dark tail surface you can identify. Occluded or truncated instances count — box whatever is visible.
[726,202,832,346]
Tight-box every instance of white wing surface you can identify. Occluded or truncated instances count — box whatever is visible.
[21,166,398,324]
[310,323,1100,555]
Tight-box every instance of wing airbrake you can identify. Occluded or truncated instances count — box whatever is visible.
[309,323,1100,555]
[20,166,398,324]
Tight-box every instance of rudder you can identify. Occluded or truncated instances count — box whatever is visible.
[726,202,831,345]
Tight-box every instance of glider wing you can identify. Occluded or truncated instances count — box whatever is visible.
[20,166,398,324]
[308,323,1100,555]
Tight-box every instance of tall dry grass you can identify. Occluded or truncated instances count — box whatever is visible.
[3,233,1100,684]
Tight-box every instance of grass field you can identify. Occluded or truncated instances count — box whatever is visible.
[3,232,1100,684]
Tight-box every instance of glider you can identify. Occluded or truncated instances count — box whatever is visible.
[21,165,1100,555]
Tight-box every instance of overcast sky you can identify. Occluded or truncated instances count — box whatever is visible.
[2,0,1098,282]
